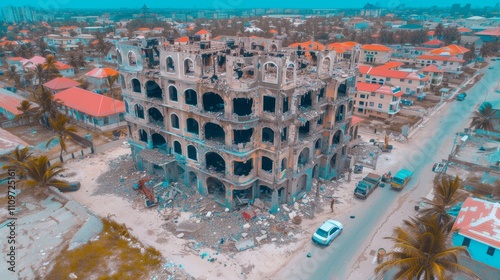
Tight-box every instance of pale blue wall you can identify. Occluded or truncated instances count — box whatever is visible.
[453,233,500,269]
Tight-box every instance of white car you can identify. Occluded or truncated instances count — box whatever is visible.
[312,220,343,246]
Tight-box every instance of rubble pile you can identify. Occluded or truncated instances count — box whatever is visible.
[93,154,162,199]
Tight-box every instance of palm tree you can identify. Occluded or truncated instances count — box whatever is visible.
[419,176,465,230]
[33,63,46,87]
[376,215,478,280]
[7,65,21,87]
[32,86,58,126]
[469,103,497,132]
[15,100,34,125]
[42,54,60,80]
[22,155,70,191]
[2,147,33,179]
[46,113,77,159]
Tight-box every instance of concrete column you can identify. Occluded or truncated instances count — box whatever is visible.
[270,190,278,214]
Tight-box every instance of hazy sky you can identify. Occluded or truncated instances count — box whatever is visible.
[1,0,498,10]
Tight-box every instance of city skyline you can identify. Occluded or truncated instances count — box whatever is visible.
[0,0,498,10]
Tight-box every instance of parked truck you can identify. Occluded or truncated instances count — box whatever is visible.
[391,169,414,190]
[354,173,382,199]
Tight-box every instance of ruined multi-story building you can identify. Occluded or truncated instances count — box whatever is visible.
[117,36,361,211]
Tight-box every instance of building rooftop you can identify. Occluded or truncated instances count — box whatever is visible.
[361,44,391,52]
[356,82,403,97]
[43,77,81,90]
[0,87,38,115]
[453,197,500,250]
[0,127,30,156]
[475,27,500,37]
[54,87,125,117]
[429,44,470,56]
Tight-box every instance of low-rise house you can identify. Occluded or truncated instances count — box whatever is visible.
[22,55,75,77]
[54,87,125,132]
[85,67,119,88]
[195,29,211,41]
[152,27,164,34]
[58,26,81,35]
[174,36,189,45]
[43,77,81,94]
[452,197,500,270]
[358,64,429,96]
[475,27,500,43]
[460,36,484,51]
[353,82,403,119]
[0,87,38,120]
[458,27,473,35]
[360,44,392,64]
[418,64,444,88]
[6,56,24,71]
[422,39,445,48]
[416,55,465,75]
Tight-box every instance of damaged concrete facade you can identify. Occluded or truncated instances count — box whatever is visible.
[117,36,360,211]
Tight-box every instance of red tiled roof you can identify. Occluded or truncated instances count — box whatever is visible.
[85,67,118,78]
[0,127,30,156]
[361,44,391,52]
[55,61,73,70]
[453,197,500,249]
[427,30,435,36]
[429,44,469,55]
[43,77,81,90]
[0,87,38,115]
[137,27,150,31]
[327,42,358,52]
[417,54,465,62]
[8,57,25,61]
[458,27,472,33]
[475,27,500,37]
[423,39,444,46]
[153,27,164,30]
[269,29,278,34]
[356,82,403,97]
[195,29,210,35]
[350,116,363,126]
[419,64,444,73]
[54,87,125,117]
[359,66,417,79]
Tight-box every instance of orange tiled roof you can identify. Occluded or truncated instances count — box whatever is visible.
[8,56,25,61]
[0,88,36,115]
[427,30,435,36]
[361,44,391,52]
[458,27,472,33]
[359,65,427,80]
[475,27,500,37]
[288,40,325,51]
[153,27,164,30]
[176,36,189,43]
[419,64,444,73]
[54,87,125,117]
[269,29,278,34]
[137,27,150,31]
[452,197,500,249]
[54,61,73,70]
[423,39,444,46]
[85,67,118,78]
[195,29,210,35]
[429,44,469,55]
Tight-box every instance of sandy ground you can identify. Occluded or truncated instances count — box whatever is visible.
[61,141,399,279]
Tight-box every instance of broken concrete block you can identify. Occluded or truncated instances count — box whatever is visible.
[260,230,266,235]
[271,238,277,242]
[288,211,296,220]
[302,198,309,203]
[294,202,300,210]
[235,238,254,251]
[269,214,275,219]
[69,273,78,279]
[253,198,265,209]
[241,233,248,238]
[243,223,250,229]
[256,234,267,243]
[282,205,290,212]
[225,208,229,212]
[176,233,185,238]
[176,222,200,233]
[206,211,212,217]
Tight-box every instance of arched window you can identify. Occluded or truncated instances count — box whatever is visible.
[184,58,194,76]
[187,145,197,161]
[173,141,182,154]
[263,62,278,83]
[134,104,144,119]
[171,114,179,129]
[169,85,178,101]
[166,56,175,73]
[124,99,129,114]
[131,79,141,93]
[117,49,122,65]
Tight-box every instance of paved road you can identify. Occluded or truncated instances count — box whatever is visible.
[278,60,500,280]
